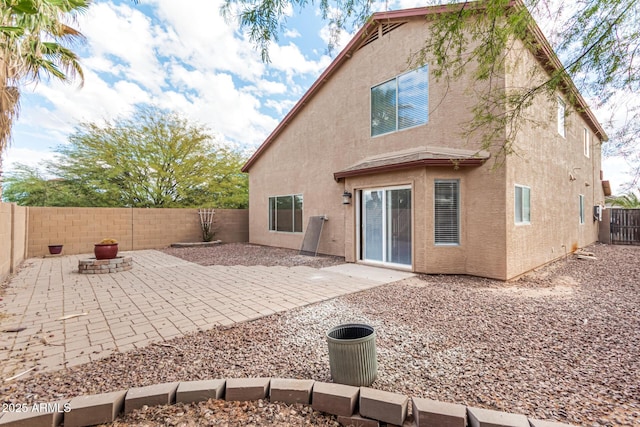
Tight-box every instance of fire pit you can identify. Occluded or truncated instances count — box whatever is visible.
[78,256,133,274]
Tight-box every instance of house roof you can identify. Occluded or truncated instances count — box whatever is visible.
[333,146,491,181]
[242,1,608,173]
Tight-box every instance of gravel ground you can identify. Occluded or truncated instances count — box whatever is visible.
[1,243,639,426]
[161,243,346,269]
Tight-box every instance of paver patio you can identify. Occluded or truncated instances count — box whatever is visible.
[0,250,413,379]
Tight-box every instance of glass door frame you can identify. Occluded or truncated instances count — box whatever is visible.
[355,185,413,270]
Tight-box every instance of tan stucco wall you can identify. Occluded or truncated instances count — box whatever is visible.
[0,202,28,281]
[343,165,507,279]
[503,38,605,279]
[246,18,604,280]
[27,207,248,257]
[247,19,509,278]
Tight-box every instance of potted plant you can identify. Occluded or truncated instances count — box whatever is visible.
[48,244,63,255]
[94,238,118,260]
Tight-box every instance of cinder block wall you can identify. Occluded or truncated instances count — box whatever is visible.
[0,203,12,280]
[29,207,133,256]
[214,209,249,243]
[0,202,28,281]
[11,204,27,273]
[27,207,249,257]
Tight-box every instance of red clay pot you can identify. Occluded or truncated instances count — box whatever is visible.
[94,243,118,260]
[48,245,63,255]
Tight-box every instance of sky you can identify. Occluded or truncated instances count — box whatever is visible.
[1,0,633,194]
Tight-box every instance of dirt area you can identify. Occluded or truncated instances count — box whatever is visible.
[1,243,639,426]
[161,242,345,269]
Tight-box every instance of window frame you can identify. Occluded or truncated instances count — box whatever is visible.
[579,194,585,224]
[514,184,531,225]
[268,194,303,233]
[583,128,590,158]
[370,65,429,137]
[434,179,460,246]
[557,97,566,138]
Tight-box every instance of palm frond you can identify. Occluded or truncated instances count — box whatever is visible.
[0,0,88,155]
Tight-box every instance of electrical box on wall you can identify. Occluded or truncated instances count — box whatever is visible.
[593,205,603,222]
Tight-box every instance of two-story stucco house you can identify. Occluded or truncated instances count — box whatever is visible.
[241,3,608,280]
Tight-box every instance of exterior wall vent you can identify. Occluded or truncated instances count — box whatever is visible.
[358,22,406,50]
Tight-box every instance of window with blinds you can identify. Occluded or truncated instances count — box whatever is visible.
[371,80,397,136]
[434,180,459,245]
[371,65,428,136]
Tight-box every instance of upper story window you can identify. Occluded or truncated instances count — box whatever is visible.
[371,65,428,137]
[583,128,590,158]
[557,97,566,137]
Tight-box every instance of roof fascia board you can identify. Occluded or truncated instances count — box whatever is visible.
[333,158,487,181]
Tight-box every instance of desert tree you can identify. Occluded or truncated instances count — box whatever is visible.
[3,106,249,208]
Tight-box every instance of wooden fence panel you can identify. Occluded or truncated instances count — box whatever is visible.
[610,209,640,245]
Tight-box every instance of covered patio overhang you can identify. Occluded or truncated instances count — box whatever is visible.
[333,146,491,181]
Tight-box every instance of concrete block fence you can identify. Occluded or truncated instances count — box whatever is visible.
[0,202,28,281]
[0,202,249,282]
[27,206,249,257]
[0,378,578,427]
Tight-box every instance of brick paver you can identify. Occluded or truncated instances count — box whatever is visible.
[0,251,412,378]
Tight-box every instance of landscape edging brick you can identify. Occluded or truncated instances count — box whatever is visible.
[0,378,578,427]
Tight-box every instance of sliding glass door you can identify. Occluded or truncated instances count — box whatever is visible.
[362,187,411,267]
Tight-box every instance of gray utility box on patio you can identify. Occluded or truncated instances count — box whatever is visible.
[326,324,377,386]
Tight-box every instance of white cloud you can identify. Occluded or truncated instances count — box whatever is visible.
[284,28,301,39]
[3,147,57,172]
[269,42,332,80]
[264,98,297,116]
[161,65,277,145]
[393,0,430,11]
[602,156,632,195]
[148,0,266,82]
[15,104,78,138]
[80,2,167,93]
[244,80,289,96]
[31,68,151,127]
